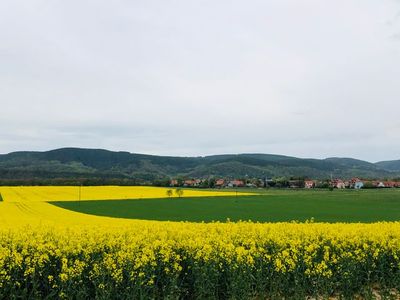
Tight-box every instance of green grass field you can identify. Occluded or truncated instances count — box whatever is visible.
[51,189,400,223]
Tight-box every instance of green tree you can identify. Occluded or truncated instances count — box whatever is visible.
[274,177,289,188]
[166,189,173,197]
[363,181,375,189]
[175,188,184,198]
[154,178,170,187]
[200,179,209,188]
[208,177,216,188]
[0,193,3,201]
[175,178,184,187]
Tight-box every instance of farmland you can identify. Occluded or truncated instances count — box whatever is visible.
[53,189,400,223]
[0,186,249,226]
[1,186,400,298]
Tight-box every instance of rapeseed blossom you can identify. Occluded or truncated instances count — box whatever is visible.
[0,186,399,298]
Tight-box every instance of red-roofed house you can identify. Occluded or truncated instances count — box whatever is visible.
[184,179,201,187]
[215,179,225,187]
[331,179,346,189]
[304,180,315,189]
[228,180,245,187]
[383,181,397,188]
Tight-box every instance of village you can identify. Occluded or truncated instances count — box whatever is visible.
[169,177,400,189]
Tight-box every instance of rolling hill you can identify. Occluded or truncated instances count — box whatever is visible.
[375,160,400,172]
[0,148,398,181]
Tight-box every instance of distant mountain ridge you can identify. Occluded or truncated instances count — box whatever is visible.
[0,148,399,181]
[375,160,400,172]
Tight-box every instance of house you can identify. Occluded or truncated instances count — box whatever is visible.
[215,179,225,187]
[183,179,194,187]
[354,180,364,189]
[304,180,315,189]
[249,179,264,188]
[170,179,179,187]
[349,178,364,189]
[383,181,397,188]
[336,180,346,189]
[227,180,245,188]
[183,179,201,187]
[331,179,346,189]
[376,181,386,188]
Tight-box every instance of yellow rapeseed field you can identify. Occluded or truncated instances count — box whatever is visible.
[0,186,400,298]
[0,186,250,227]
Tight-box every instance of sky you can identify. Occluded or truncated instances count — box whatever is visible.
[1,0,400,162]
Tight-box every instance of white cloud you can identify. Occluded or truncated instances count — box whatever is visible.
[1,0,400,161]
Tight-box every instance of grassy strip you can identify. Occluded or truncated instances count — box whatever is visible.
[52,189,400,222]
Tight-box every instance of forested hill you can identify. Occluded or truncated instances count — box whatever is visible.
[0,148,399,182]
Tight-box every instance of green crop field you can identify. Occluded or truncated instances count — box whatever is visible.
[51,189,400,223]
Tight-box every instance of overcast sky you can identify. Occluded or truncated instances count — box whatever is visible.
[1,0,400,161]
